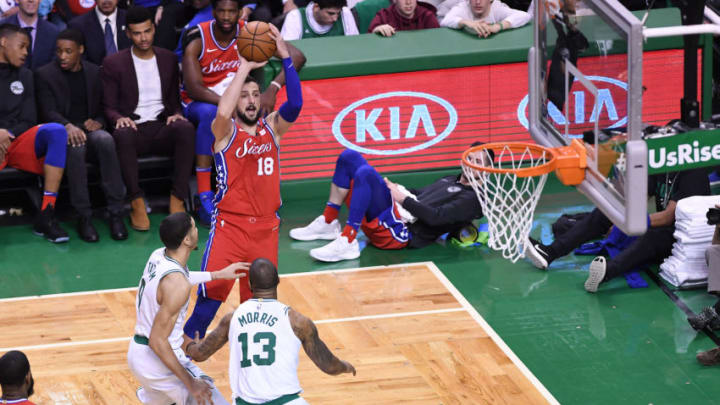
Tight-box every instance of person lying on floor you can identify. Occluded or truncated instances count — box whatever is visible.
[525,168,711,293]
[288,145,490,262]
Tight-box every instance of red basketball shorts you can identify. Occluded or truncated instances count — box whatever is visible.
[199,211,280,303]
[0,126,43,174]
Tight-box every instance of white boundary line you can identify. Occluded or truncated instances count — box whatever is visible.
[425,262,560,405]
[1,261,559,404]
[0,307,465,352]
[0,262,431,303]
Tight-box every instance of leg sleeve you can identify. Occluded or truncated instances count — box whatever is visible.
[34,123,68,168]
[185,102,217,157]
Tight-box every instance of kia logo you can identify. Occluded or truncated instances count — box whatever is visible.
[516,76,628,135]
[332,91,458,156]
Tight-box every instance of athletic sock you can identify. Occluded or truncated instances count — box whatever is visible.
[196,167,212,194]
[42,191,57,210]
[323,202,341,223]
[341,224,358,243]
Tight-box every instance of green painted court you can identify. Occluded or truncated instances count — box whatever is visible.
[3,170,720,404]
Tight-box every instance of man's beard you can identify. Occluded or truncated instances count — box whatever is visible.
[237,109,259,126]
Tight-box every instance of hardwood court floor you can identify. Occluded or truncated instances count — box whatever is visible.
[0,262,555,404]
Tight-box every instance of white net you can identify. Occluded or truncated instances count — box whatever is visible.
[462,145,551,263]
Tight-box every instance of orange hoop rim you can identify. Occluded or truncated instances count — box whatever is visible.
[461,142,557,178]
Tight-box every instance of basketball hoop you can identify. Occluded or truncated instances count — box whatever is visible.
[461,140,586,263]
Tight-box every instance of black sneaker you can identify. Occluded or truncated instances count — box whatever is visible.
[77,215,99,243]
[688,306,720,331]
[525,237,552,270]
[33,205,69,243]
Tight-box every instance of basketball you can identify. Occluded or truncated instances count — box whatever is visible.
[236,21,277,63]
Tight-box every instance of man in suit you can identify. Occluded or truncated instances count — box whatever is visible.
[102,6,195,232]
[36,28,128,242]
[0,0,60,70]
[68,0,131,65]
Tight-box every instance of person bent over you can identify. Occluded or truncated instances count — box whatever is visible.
[0,23,69,243]
[290,145,488,262]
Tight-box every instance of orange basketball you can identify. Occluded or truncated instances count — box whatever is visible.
[236,21,277,63]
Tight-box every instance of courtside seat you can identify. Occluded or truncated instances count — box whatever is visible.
[0,156,177,212]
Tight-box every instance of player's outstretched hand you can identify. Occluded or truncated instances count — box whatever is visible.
[267,24,290,59]
[214,262,250,280]
[188,377,213,405]
[341,360,356,376]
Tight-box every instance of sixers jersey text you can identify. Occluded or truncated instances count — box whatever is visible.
[214,118,281,217]
[180,20,244,105]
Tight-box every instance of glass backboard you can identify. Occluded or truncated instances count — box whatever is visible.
[528,0,648,235]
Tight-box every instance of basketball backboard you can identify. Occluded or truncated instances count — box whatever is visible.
[528,0,648,235]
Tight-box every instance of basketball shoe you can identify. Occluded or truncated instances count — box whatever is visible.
[584,256,606,293]
[525,237,553,270]
[310,235,360,262]
[196,191,214,227]
[289,215,341,241]
[33,205,69,243]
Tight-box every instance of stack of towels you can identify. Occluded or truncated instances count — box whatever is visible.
[659,195,720,288]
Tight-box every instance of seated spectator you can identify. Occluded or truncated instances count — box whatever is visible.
[0,0,60,70]
[35,29,128,242]
[280,0,358,40]
[101,7,194,231]
[694,207,720,365]
[525,168,711,293]
[289,146,488,262]
[68,0,131,65]
[440,0,530,38]
[0,350,36,405]
[132,0,184,50]
[180,0,306,225]
[50,0,97,29]
[0,24,69,243]
[368,0,439,36]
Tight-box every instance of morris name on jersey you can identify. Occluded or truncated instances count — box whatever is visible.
[237,311,279,328]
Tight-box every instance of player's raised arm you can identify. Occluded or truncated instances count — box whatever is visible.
[211,57,267,150]
[149,273,212,404]
[265,24,302,139]
[185,311,234,362]
[289,309,356,376]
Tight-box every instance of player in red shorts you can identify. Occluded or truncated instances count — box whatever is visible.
[0,24,69,243]
[183,24,302,341]
[0,351,36,405]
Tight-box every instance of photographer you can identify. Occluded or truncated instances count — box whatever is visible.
[693,204,720,366]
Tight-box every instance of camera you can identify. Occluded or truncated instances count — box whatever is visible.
[708,208,720,225]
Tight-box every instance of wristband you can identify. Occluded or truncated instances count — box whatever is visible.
[270,81,282,90]
[189,271,213,285]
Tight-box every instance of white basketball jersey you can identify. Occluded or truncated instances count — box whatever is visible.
[229,298,303,403]
[133,248,190,350]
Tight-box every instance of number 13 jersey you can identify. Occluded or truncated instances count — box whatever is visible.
[229,298,302,403]
[214,118,281,217]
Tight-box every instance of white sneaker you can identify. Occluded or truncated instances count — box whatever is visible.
[584,256,607,293]
[310,235,360,262]
[289,215,341,241]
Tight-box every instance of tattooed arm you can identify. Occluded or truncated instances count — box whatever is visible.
[289,309,356,376]
[185,312,233,362]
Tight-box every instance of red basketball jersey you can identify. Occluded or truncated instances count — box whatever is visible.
[180,20,243,105]
[214,118,281,217]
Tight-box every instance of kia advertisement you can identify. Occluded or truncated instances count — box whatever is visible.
[276,49,697,181]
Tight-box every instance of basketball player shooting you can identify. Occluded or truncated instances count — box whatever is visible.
[183,24,303,347]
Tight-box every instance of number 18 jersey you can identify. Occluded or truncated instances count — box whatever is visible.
[229,298,302,403]
[214,118,281,217]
